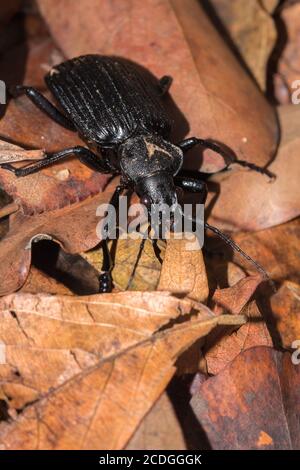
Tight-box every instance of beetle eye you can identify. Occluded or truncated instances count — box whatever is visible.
[140,195,151,209]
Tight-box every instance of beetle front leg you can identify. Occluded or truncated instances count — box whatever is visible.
[177,137,275,179]
[0,146,113,176]
[99,184,126,293]
[9,85,76,131]
[99,240,113,293]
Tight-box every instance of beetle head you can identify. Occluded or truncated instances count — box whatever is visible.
[119,135,183,234]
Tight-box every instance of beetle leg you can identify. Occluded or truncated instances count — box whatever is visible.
[177,137,275,179]
[99,184,127,293]
[9,85,76,131]
[158,75,173,96]
[99,240,113,293]
[174,175,208,204]
[0,146,113,176]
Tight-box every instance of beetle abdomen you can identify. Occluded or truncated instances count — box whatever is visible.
[45,55,172,146]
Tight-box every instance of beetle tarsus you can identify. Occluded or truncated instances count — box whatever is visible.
[0,163,17,173]
[99,272,113,293]
[235,159,275,180]
[98,240,113,293]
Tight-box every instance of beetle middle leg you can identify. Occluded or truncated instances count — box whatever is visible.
[177,137,275,179]
[0,146,113,176]
[9,85,76,131]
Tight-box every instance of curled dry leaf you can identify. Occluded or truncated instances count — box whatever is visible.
[191,347,300,449]
[20,266,73,296]
[209,0,278,90]
[0,180,117,296]
[207,105,300,231]
[0,291,245,449]
[37,0,278,172]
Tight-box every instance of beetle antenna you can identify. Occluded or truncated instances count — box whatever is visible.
[126,235,147,290]
[234,160,275,180]
[204,222,276,292]
[176,206,275,290]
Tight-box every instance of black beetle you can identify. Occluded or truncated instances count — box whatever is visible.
[0,55,273,292]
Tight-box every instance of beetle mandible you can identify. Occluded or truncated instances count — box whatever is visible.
[0,55,274,292]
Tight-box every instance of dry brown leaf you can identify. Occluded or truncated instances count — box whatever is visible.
[0,34,64,89]
[126,392,186,450]
[157,236,209,376]
[209,0,278,89]
[0,1,22,26]
[191,347,300,449]
[0,291,245,449]
[0,140,44,164]
[210,274,263,315]
[20,266,73,296]
[204,300,273,375]
[270,281,300,350]
[275,3,300,104]
[207,105,300,231]
[228,217,300,284]
[201,275,272,375]
[158,234,208,303]
[82,238,165,293]
[37,0,278,172]
[261,0,279,13]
